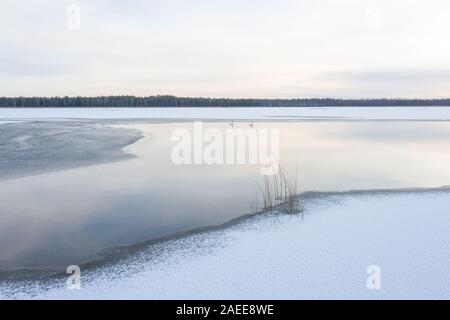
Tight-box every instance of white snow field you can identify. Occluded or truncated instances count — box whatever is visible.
[1,106,450,120]
[1,189,449,300]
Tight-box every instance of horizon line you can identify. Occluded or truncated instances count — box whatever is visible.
[2,96,450,100]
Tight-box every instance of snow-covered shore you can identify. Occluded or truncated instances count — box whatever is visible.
[1,106,450,121]
[1,188,449,300]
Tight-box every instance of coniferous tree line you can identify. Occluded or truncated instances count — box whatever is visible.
[1,96,450,107]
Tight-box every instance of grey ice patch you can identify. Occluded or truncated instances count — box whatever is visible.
[0,121,143,180]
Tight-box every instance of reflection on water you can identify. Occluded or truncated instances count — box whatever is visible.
[1,121,450,269]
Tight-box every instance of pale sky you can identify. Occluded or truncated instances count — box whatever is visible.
[1,0,450,98]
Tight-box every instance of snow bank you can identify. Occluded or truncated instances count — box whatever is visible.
[1,190,449,299]
[1,106,450,120]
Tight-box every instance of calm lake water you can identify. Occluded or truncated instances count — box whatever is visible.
[1,120,450,269]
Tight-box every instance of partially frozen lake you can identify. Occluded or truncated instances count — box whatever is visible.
[1,106,450,120]
[1,116,450,271]
[4,189,448,299]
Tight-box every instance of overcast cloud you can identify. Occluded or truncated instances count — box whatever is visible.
[1,0,450,98]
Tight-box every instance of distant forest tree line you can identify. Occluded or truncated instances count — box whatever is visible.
[1,96,450,107]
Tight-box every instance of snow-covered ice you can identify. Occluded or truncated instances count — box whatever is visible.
[1,189,449,300]
[1,106,450,120]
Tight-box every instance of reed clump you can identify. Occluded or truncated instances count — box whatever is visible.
[252,166,302,216]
